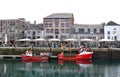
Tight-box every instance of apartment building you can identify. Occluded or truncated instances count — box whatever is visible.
[0,18,28,45]
[71,24,104,46]
[43,13,74,39]
[25,23,44,39]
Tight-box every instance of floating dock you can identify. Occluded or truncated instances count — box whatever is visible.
[0,55,57,59]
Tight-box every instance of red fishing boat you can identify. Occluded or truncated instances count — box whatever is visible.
[22,53,49,62]
[58,47,93,61]
[76,51,93,60]
[58,54,75,61]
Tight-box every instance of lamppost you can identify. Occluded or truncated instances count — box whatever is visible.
[96,33,99,48]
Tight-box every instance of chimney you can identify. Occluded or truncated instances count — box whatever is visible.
[34,21,36,25]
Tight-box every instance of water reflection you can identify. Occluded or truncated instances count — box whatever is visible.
[0,59,120,77]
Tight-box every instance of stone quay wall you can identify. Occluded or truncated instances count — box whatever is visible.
[0,47,120,60]
[92,48,120,60]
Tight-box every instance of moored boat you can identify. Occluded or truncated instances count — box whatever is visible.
[76,51,93,60]
[58,46,93,61]
[22,53,49,62]
[58,54,75,61]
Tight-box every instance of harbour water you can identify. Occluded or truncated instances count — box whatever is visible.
[0,59,120,77]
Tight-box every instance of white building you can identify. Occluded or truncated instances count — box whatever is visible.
[104,21,120,41]
[25,23,44,39]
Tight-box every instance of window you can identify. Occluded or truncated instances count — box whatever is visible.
[114,36,117,40]
[46,29,49,33]
[107,36,110,39]
[80,36,85,39]
[45,23,48,27]
[10,34,15,39]
[37,36,40,38]
[55,35,58,38]
[50,29,53,33]
[61,23,64,27]
[99,36,102,39]
[44,18,48,22]
[54,18,59,23]
[66,23,69,27]
[10,27,15,32]
[28,31,31,33]
[28,36,31,39]
[88,28,90,33]
[61,29,64,33]
[113,31,116,34]
[66,29,69,33]
[47,35,53,38]
[107,31,110,35]
[49,23,53,27]
[49,18,53,22]
[65,18,70,22]
[10,21,15,25]
[55,23,59,27]
[79,28,84,33]
[93,37,96,39]
[32,31,36,35]
[100,29,104,33]
[61,18,65,22]
[93,29,97,34]
[75,28,79,33]
[55,29,59,34]
[37,31,40,33]
[113,28,116,30]
[0,21,2,26]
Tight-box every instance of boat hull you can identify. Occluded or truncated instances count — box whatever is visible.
[22,54,49,62]
[76,52,93,60]
[58,52,93,61]
[58,54,75,61]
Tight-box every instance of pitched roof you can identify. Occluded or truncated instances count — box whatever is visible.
[44,13,73,18]
[106,21,118,25]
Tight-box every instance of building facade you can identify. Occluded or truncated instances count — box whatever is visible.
[25,23,44,39]
[0,18,28,45]
[71,24,104,46]
[104,21,120,41]
[43,13,74,39]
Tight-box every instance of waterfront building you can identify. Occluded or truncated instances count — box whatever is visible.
[25,22,44,39]
[71,24,104,47]
[24,23,45,47]
[0,18,28,46]
[104,21,120,41]
[43,13,74,40]
[104,21,120,47]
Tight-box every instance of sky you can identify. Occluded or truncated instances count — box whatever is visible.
[0,0,120,24]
